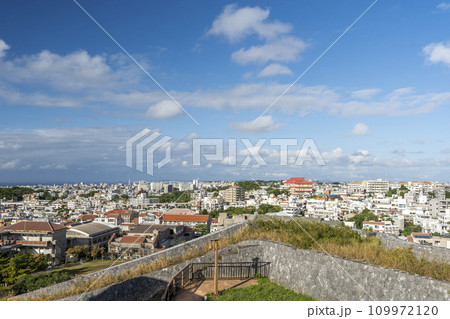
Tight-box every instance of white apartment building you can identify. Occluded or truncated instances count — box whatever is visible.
[362,221,400,235]
[364,179,389,194]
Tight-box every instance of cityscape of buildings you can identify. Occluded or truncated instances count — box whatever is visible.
[1,177,449,266]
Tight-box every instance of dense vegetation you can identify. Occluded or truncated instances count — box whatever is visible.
[0,187,35,201]
[79,191,98,198]
[0,252,53,296]
[237,181,261,191]
[257,204,283,214]
[148,191,191,203]
[348,208,379,229]
[203,206,257,219]
[112,194,129,202]
[13,271,72,295]
[194,224,209,235]
[39,191,59,201]
[206,277,315,301]
[66,245,106,261]
[265,188,290,196]
[401,221,423,237]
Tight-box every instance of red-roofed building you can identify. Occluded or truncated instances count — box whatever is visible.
[80,214,96,222]
[0,221,67,265]
[120,235,146,244]
[283,177,314,195]
[162,214,211,231]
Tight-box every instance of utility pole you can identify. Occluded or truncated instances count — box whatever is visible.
[210,239,219,295]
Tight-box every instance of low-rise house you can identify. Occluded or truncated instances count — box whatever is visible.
[109,235,153,259]
[127,224,173,246]
[407,232,433,245]
[0,221,67,265]
[362,221,400,235]
[106,209,139,223]
[66,221,120,248]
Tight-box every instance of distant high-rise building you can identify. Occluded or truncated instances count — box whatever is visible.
[151,182,163,192]
[224,182,245,203]
[364,179,389,194]
[163,184,173,193]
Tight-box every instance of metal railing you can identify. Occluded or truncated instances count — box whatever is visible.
[162,260,270,301]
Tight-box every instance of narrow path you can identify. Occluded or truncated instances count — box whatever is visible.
[173,279,258,301]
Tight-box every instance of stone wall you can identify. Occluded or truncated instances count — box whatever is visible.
[249,240,450,301]
[66,240,449,301]
[376,233,450,264]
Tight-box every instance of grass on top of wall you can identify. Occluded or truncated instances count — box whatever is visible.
[206,278,315,301]
[222,218,450,282]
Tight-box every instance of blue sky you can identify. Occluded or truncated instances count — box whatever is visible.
[1,0,450,184]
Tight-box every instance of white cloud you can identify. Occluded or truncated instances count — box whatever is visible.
[0,39,10,58]
[0,159,19,169]
[175,84,450,117]
[232,36,308,65]
[207,4,291,42]
[392,149,406,156]
[1,49,115,91]
[437,3,450,10]
[0,141,21,149]
[349,150,370,163]
[389,87,414,97]
[350,123,370,136]
[187,132,199,139]
[258,63,293,77]
[0,39,449,121]
[230,115,281,134]
[20,164,31,171]
[146,100,184,120]
[351,88,381,100]
[55,164,68,170]
[423,42,450,68]
[208,5,307,68]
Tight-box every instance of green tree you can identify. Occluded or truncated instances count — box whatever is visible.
[0,252,50,285]
[90,246,101,260]
[348,209,379,229]
[401,221,422,237]
[237,181,261,191]
[0,187,35,201]
[257,204,283,215]
[13,271,72,295]
[194,224,210,235]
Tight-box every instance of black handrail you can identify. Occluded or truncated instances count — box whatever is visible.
[161,260,270,301]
